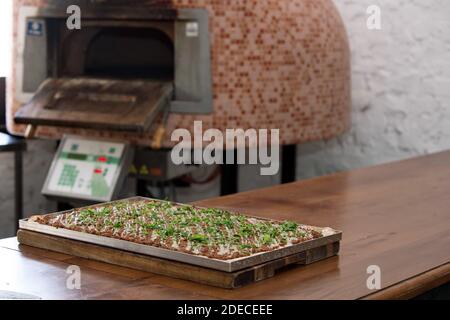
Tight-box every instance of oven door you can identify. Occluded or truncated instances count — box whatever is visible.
[14,77,173,132]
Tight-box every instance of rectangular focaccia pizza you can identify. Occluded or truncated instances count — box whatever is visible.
[30,199,334,260]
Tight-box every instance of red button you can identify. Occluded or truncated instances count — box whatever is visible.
[97,156,107,163]
[94,169,103,174]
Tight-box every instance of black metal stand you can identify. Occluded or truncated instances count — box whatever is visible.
[220,150,238,196]
[0,133,27,233]
[136,178,150,197]
[281,144,297,184]
[56,202,73,212]
[219,145,298,196]
[14,149,23,231]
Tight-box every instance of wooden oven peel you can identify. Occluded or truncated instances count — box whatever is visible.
[14,77,173,132]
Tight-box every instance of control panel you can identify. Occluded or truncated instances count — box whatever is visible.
[42,136,132,202]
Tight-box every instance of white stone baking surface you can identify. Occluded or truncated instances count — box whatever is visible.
[1,0,450,236]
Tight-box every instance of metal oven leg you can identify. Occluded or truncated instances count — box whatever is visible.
[14,149,23,232]
[220,150,238,196]
[281,144,297,184]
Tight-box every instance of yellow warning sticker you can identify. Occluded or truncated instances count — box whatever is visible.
[139,165,149,175]
[129,165,138,174]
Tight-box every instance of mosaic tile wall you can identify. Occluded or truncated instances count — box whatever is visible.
[8,0,351,148]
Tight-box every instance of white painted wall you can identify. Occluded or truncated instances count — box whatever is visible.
[297,0,450,179]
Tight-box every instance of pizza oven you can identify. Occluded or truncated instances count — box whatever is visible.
[14,0,212,134]
[9,0,351,148]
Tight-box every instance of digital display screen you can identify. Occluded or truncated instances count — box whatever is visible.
[66,153,88,161]
[43,136,129,202]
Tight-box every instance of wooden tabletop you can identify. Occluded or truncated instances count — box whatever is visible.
[1,151,450,300]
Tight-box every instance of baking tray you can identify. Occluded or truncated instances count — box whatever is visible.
[19,197,342,272]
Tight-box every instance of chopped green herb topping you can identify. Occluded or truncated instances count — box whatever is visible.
[35,199,322,260]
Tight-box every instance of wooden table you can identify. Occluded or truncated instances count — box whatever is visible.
[1,151,450,300]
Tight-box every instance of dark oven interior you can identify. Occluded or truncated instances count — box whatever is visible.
[55,20,175,81]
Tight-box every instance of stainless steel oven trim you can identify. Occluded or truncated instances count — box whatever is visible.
[19,3,213,115]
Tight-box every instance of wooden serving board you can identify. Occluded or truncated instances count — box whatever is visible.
[17,230,340,289]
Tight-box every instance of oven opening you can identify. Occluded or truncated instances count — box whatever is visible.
[60,26,175,81]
